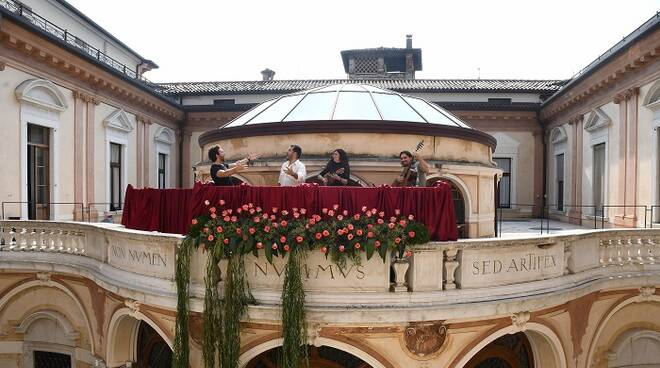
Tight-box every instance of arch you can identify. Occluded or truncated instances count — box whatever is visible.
[606,328,660,367]
[106,307,173,367]
[428,173,473,221]
[15,310,80,341]
[0,279,95,353]
[454,322,567,368]
[643,79,660,109]
[550,126,568,145]
[15,78,68,111]
[585,294,660,367]
[239,337,389,368]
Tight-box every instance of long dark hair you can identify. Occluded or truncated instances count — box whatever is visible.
[329,149,349,168]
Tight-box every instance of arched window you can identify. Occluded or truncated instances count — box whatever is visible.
[465,332,534,368]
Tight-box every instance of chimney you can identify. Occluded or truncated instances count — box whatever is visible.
[406,34,412,49]
[261,68,275,81]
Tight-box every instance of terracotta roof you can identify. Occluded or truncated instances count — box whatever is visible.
[156,79,565,96]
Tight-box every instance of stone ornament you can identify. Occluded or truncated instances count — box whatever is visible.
[639,286,656,301]
[511,311,531,332]
[124,299,141,317]
[403,321,447,357]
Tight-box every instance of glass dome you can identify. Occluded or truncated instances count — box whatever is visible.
[223,83,471,129]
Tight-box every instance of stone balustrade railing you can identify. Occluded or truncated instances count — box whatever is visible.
[1,221,659,316]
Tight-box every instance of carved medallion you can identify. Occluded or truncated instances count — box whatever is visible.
[189,314,204,346]
[403,321,447,357]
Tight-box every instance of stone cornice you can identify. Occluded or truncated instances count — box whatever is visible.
[453,110,538,122]
[0,18,183,122]
[73,89,100,105]
[540,28,660,121]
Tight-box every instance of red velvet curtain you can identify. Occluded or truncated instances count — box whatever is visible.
[122,182,458,241]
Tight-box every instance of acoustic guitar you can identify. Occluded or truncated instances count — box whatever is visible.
[394,140,425,187]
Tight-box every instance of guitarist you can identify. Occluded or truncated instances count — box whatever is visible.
[395,150,430,187]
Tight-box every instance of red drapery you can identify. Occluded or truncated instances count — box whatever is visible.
[121,182,458,241]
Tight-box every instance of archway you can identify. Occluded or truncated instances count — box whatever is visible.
[240,337,389,368]
[454,323,566,368]
[464,332,534,368]
[427,176,468,238]
[245,345,372,368]
[106,309,172,367]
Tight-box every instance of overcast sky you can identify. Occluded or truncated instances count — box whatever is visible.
[67,0,659,83]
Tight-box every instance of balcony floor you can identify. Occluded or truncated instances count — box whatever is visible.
[496,218,594,238]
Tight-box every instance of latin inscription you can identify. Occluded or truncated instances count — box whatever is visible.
[111,245,168,268]
[253,262,366,280]
[472,253,557,275]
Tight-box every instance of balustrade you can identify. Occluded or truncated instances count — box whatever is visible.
[1,221,659,303]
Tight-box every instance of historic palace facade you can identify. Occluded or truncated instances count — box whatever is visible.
[0,0,659,367]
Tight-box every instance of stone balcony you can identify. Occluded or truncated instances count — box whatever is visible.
[1,219,658,324]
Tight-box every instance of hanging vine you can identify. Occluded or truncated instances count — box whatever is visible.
[202,251,223,368]
[172,237,193,368]
[172,200,430,367]
[280,246,308,368]
[221,253,252,368]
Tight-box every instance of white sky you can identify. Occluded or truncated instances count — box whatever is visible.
[67,0,659,83]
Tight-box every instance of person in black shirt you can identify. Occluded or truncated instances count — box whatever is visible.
[208,145,260,186]
[317,149,351,186]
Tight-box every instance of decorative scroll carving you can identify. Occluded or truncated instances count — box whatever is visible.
[307,323,323,347]
[35,272,53,286]
[403,321,447,357]
[511,311,531,332]
[124,299,141,317]
[189,313,204,346]
[639,285,656,301]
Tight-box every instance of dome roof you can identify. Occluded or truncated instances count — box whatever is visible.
[199,83,496,150]
[223,83,471,129]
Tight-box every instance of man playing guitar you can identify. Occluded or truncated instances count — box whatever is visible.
[394,150,430,187]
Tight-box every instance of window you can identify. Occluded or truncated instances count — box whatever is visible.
[593,143,606,216]
[27,124,50,220]
[110,143,122,211]
[556,154,564,212]
[158,153,167,189]
[34,351,71,368]
[494,158,511,208]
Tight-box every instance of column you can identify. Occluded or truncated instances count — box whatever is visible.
[625,88,640,223]
[135,119,143,188]
[532,131,544,217]
[181,130,193,187]
[614,93,628,226]
[86,98,99,220]
[142,119,150,187]
[72,91,85,221]
[568,116,583,224]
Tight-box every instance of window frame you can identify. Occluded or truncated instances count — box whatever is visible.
[493,157,512,209]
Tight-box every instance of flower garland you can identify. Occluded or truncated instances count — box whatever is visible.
[173,200,430,367]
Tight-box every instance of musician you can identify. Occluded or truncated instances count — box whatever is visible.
[208,145,260,186]
[395,150,430,187]
[278,145,307,186]
[318,149,350,186]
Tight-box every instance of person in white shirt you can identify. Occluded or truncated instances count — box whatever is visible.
[278,145,307,186]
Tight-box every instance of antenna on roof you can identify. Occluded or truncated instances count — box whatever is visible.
[477,67,481,80]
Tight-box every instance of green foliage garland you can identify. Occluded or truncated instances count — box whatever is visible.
[280,247,308,368]
[173,200,431,367]
[221,253,252,368]
[172,238,193,368]
[202,251,222,368]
